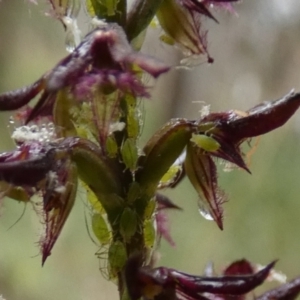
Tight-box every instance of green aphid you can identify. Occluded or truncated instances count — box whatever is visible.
[104,0,119,16]
[126,95,140,139]
[108,240,127,278]
[127,182,141,204]
[143,219,156,248]
[160,34,175,45]
[92,213,111,245]
[121,138,139,173]
[105,135,118,158]
[120,207,138,242]
[4,184,30,202]
[190,133,220,152]
[159,164,181,188]
[143,198,156,220]
[81,181,104,213]
[89,0,119,18]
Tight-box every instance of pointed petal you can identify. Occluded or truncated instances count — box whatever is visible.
[172,261,276,296]
[0,78,44,111]
[256,276,300,300]
[0,147,55,186]
[156,0,210,58]
[41,162,78,265]
[185,142,225,229]
[210,137,250,173]
[226,91,300,141]
[156,193,182,210]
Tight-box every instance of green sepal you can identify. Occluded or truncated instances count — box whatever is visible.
[126,0,164,41]
[156,0,206,55]
[137,119,194,198]
[53,89,77,138]
[65,137,123,213]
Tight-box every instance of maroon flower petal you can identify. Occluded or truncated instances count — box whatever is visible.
[0,145,55,186]
[256,277,300,300]
[171,261,276,297]
[198,91,300,172]
[224,91,300,142]
[156,193,182,210]
[41,160,78,265]
[185,141,225,229]
[0,77,44,111]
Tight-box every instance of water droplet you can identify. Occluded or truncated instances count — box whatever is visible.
[197,200,213,221]
[63,16,81,53]
[65,31,76,53]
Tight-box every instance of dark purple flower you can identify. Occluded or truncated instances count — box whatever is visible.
[125,254,276,300]
[0,136,78,265]
[182,91,300,229]
[0,23,169,125]
[199,91,300,171]
[156,0,238,62]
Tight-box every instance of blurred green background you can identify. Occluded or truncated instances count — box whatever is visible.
[1,0,300,299]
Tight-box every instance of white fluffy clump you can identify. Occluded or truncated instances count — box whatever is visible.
[11,123,56,144]
[109,122,126,134]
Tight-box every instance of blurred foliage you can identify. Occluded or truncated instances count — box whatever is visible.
[1,0,300,299]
